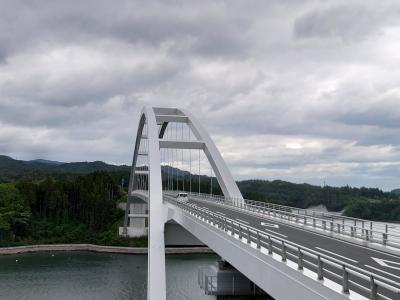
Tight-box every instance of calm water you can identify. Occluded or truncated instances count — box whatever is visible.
[0,252,217,300]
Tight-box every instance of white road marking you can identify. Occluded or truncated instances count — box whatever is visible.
[235,218,250,225]
[263,228,287,238]
[315,247,358,263]
[365,265,400,280]
[261,222,279,228]
[372,257,400,270]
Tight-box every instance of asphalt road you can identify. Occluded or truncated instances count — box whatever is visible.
[180,195,400,298]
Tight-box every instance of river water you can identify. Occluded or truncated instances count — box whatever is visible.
[0,252,217,300]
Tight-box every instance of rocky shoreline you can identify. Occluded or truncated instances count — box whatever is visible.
[0,244,214,255]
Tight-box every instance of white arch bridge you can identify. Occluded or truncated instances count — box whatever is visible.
[122,107,400,300]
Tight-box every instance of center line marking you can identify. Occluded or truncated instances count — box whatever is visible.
[315,247,358,263]
[235,218,250,225]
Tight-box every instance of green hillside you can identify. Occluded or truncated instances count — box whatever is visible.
[0,155,129,182]
[1,155,399,226]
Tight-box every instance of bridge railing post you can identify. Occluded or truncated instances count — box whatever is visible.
[281,241,287,262]
[268,236,273,254]
[342,265,349,294]
[256,232,261,249]
[383,233,388,245]
[238,224,242,240]
[370,222,373,239]
[247,227,251,244]
[317,255,324,280]
[362,221,365,237]
[370,275,378,300]
[297,247,303,270]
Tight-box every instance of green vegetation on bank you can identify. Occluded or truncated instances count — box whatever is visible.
[1,155,400,247]
[237,180,400,222]
[0,172,145,247]
[237,180,395,211]
[344,199,400,222]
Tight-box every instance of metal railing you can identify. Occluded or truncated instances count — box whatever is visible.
[165,195,400,300]
[176,191,400,249]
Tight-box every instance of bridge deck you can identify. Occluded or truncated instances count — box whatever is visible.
[190,196,400,281]
[161,192,400,299]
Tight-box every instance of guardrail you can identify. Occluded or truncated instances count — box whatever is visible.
[166,196,400,300]
[171,191,400,249]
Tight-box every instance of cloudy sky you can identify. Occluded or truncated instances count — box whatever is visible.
[0,0,399,190]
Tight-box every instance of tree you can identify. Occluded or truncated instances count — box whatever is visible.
[0,183,31,245]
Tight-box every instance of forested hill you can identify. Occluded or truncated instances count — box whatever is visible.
[0,155,129,181]
[238,180,398,212]
[392,189,400,195]
[2,155,400,222]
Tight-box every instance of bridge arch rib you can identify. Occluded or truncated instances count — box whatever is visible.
[123,106,243,300]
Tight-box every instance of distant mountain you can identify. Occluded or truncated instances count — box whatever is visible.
[28,159,64,165]
[392,189,400,195]
[0,155,130,181]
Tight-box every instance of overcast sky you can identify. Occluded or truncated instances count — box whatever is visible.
[0,0,399,190]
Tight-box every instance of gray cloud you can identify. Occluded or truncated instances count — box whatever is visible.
[0,0,399,190]
[294,3,400,41]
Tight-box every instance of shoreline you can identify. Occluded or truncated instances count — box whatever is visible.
[0,244,214,255]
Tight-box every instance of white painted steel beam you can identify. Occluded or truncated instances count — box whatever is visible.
[153,107,184,116]
[128,214,149,218]
[159,140,205,150]
[135,170,149,175]
[156,114,189,124]
[144,106,167,300]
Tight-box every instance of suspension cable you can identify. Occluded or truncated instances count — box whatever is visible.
[210,167,213,195]
[175,122,178,192]
[181,123,184,192]
[189,128,192,194]
[167,127,169,191]
[198,149,201,194]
